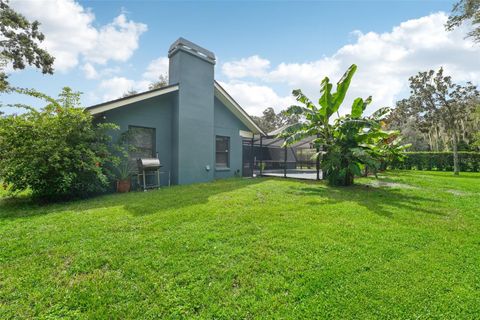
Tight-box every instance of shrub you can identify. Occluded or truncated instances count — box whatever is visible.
[388,152,480,172]
[0,87,119,200]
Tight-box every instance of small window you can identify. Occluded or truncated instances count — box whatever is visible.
[216,136,230,169]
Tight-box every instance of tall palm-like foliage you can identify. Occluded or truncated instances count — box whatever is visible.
[281,64,408,186]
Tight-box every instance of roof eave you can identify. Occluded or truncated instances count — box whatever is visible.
[86,84,179,115]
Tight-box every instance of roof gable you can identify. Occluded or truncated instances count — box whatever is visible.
[213,81,265,135]
[86,81,264,136]
[86,84,179,115]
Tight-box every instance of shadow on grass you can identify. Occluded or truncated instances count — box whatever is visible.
[0,178,264,220]
[0,175,450,221]
[288,180,446,218]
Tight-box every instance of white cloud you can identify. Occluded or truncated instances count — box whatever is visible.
[10,0,147,72]
[87,11,480,115]
[267,57,341,88]
[82,63,98,79]
[221,12,480,116]
[98,77,137,101]
[94,56,168,102]
[142,57,169,81]
[222,55,270,78]
[218,81,295,116]
[85,14,147,65]
[82,63,123,81]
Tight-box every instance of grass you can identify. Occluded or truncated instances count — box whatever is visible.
[0,171,479,319]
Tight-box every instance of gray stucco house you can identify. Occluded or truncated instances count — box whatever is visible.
[87,38,265,186]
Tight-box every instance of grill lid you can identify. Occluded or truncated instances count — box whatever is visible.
[137,158,162,170]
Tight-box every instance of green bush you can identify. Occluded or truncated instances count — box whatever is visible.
[388,152,480,172]
[0,87,119,200]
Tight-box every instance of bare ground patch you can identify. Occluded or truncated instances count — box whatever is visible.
[363,180,418,189]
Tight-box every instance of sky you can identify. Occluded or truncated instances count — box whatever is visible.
[3,0,480,116]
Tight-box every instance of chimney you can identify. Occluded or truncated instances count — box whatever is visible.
[168,38,216,184]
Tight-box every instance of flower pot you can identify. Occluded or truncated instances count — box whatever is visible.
[116,179,131,193]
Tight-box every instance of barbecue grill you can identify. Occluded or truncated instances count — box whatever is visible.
[137,158,162,171]
[136,158,168,191]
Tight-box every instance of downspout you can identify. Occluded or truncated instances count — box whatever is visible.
[250,135,254,177]
[259,135,263,176]
[316,134,320,180]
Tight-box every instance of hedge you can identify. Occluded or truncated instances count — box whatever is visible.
[388,152,480,172]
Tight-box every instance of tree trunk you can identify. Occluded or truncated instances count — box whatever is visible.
[345,172,354,186]
[452,132,460,175]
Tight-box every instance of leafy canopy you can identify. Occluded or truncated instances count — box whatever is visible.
[251,107,300,133]
[148,74,168,90]
[0,0,55,91]
[0,88,119,200]
[397,68,478,174]
[446,0,480,43]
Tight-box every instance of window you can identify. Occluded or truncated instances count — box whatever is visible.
[216,136,230,169]
[128,126,156,165]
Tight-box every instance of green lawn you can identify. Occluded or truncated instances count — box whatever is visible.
[1,171,479,319]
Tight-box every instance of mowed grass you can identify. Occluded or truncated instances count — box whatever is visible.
[0,171,479,319]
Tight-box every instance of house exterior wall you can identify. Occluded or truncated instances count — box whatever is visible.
[169,48,215,185]
[101,93,176,186]
[90,38,261,186]
[100,92,251,185]
[213,97,250,179]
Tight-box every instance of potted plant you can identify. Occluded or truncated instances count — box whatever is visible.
[115,160,132,193]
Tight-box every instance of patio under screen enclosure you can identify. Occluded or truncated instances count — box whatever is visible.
[242,130,323,181]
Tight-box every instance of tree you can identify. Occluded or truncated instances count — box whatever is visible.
[387,95,480,153]
[446,0,480,43]
[386,98,444,151]
[122,89,138,98]
[404,68,479,175]
[252,107,299,133]
[148,74,168,90]
[472,103,480,149]
[277,109,300,130]
[281,64,407,186]
[252,107,278,133]
[384,102,430,151]
[0,0,55,91]
[0,87,119,200]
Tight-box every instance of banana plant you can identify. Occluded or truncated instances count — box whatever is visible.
[281,64,408,186]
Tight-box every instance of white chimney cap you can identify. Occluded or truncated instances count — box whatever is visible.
[168,37,216,64]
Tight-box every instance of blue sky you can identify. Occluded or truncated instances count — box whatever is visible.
[4,0,479,116]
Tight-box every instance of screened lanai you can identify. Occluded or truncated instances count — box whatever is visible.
[242,128,323,180]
